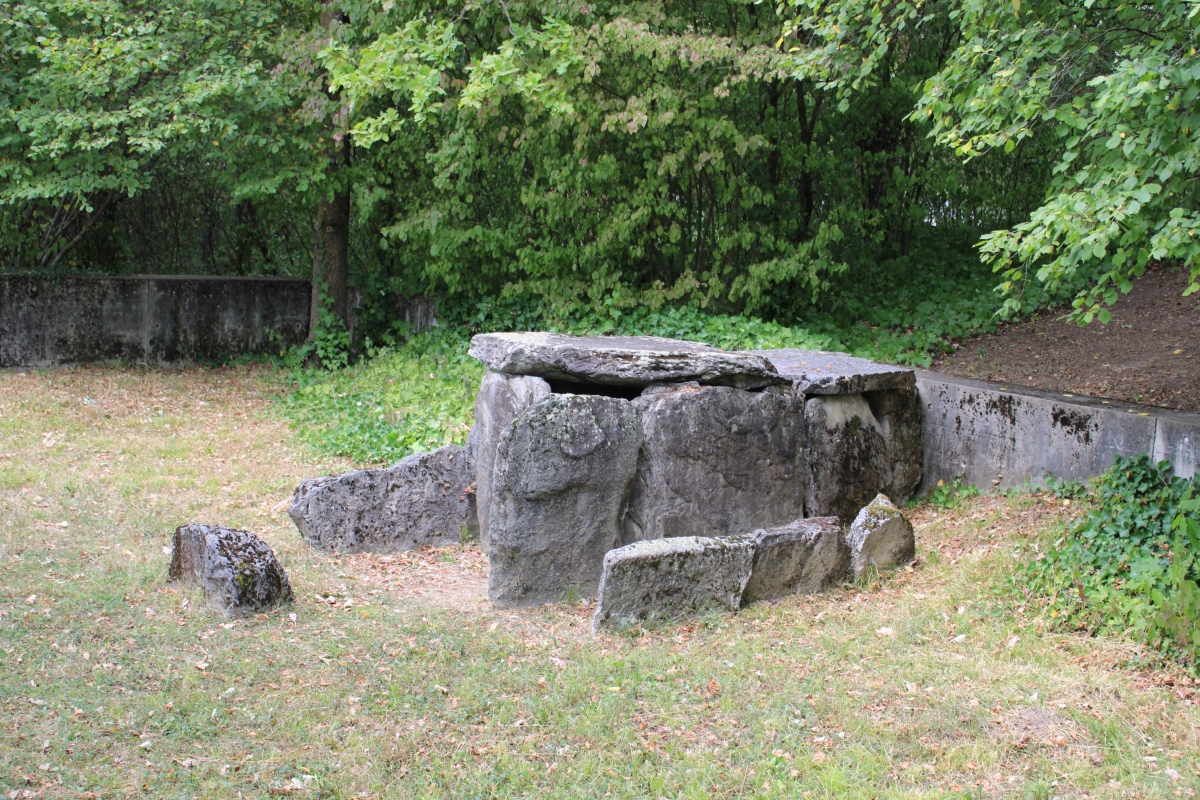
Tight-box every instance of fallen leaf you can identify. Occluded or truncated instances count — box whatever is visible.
[813,750,827,763]
[195,661,208,671]
[876,627,895,637]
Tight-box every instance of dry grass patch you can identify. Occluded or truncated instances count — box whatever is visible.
[1,366,1198,799]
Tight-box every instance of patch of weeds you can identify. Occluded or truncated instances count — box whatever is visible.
[927,475,981,509]
[1043,473,1090,500]
[278,326,481,465]
[1020,453,1200,669]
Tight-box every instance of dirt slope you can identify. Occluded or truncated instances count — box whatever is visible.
[931,266,1200,413]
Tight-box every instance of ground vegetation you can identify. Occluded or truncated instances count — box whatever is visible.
[2,366,1197,798]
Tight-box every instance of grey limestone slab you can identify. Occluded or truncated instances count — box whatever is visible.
[592,535,756,632]
[753,349,916,395]
[470,332,786,389]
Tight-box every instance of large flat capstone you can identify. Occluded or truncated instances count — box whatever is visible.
[622,383,806,542]
[470,332,786,389]
[169,525,293,617]
[754,349,916,395]
[743,517,848,603]
[592,535,757,632]
[469,370,551,550]
[488,394,643,608]
[289,445,472,553]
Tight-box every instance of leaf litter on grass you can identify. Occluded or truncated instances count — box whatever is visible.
[2,366,1200,799]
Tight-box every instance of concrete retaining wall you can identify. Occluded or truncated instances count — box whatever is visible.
[917,370,1199,491]
[0,275,311,367]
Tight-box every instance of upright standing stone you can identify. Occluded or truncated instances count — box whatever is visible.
[469,332,786,389]
[622,383,806,543]
[870,385,924,500]
[169,524,293,617]
[489,394,642,608]
[592,535,757,632]
[804,395,891,522]
[754,348,924,512]
[742,517,849,603]
[470,370,551,550]
[288,445,471,553]
[848,494,916,578]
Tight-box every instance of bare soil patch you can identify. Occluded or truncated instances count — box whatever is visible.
[932,266,1200,412]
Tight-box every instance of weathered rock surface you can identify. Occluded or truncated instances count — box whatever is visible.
[805,395,891,521]
[622,383,806,543]
[848,494,916,578]
[469,332,785,389]
[592,535,757,632]
[168,524,292,617]
[742,517,848,603]
[869,385,924,499]
[289,445,471,553]
[488,394,642,608]
[758,348,923,508]
[470,370,552,550]
[755,348,916,395]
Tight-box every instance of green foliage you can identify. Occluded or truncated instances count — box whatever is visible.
[911,0,1200,322]
[1020,455,1200,669]
[0,0,322,271]
[325,0,1038,318]
[280,326,480,465]
[926,475,980,510]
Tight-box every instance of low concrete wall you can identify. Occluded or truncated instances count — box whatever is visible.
[0,275,311,367]
[917,370,1199,491]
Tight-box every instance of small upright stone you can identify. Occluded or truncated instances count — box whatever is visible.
[169,524,292,617]
[289,445,471,553]
[488,394,642,608]
[470,370,552,550]
[591,536,756,632]
[742,517,849,603]
[848,494,916,578]
[469,332,786,389]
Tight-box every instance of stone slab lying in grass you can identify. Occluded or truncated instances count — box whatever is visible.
[168,524,292,617]
[622,383,806,542]
[849,494,916,578]
[591,535,756,632]
[754,348,916,395]
[488,394,642,608]
[742,516,849,603]
[289,445,471,553]
[469,332,786,389]
[468,369,551,551]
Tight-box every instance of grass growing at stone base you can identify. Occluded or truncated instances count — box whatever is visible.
[3,366,1199,799]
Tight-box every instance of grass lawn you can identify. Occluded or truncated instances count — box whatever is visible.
[1,366,1197,799]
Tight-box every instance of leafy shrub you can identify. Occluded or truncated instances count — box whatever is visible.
[1020,455,1200,668]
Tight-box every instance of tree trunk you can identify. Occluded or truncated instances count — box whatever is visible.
[309,0,351,340]
[310,166,350,337]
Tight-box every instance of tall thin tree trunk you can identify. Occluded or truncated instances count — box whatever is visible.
[309,0,351,341]
[310,143,351,337]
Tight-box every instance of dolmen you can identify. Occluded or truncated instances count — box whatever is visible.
[285,331,924,622]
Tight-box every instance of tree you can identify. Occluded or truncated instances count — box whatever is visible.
[321,1,1014,318]
[0,0,317,271]
[909,0,1200,321]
